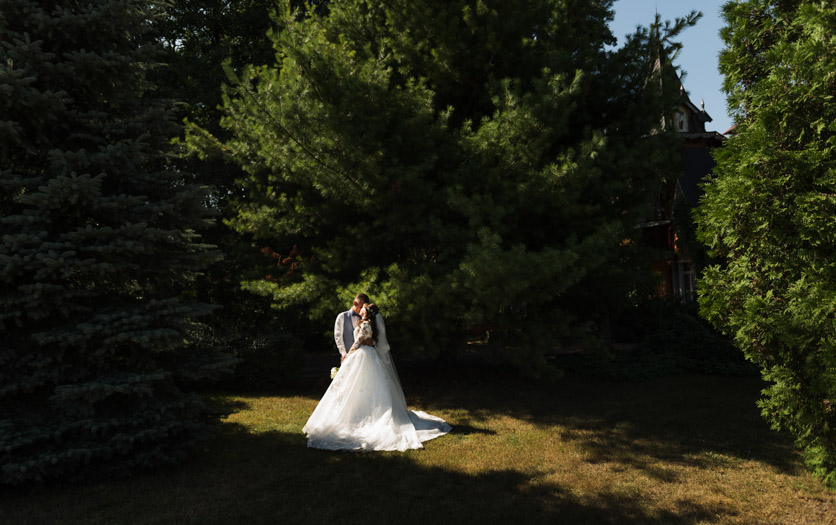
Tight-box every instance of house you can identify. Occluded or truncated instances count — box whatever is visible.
[638,84,726,300]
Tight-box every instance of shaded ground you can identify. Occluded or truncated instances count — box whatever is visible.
[3,364,835,524]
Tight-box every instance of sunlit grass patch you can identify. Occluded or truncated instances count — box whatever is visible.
[4,369,835,524]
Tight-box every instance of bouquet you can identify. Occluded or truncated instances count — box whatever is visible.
[330,367,339,380]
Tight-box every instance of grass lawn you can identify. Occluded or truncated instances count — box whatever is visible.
[3,364,835,524]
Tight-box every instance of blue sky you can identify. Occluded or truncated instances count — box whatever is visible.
[610,0,733,134]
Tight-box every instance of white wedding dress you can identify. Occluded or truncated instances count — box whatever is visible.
[303,319,451,451]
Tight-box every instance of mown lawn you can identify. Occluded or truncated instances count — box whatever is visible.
[3,365,835,524]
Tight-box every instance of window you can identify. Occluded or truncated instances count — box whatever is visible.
[677,261,696,302]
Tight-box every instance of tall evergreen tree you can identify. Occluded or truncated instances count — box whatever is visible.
[190,0,696,375]
[696,1,836,486]
[150,0,304,374]
[0,0,234,484]
[150,0,331,380]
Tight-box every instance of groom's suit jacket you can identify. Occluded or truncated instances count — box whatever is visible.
[334,310,390,357]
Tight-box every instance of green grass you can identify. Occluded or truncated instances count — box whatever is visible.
[4,367,835,524]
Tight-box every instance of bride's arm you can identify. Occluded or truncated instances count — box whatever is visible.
[348,332,362,354]
[348,321,373,354]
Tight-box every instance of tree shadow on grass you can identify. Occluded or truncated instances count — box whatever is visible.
[51,425,732,524]
[216,360,802,484]
[5,422,732,524]
[447,423,496,436]
[203,396,250,418]
[4,367,811,524]
[399,365,803,482]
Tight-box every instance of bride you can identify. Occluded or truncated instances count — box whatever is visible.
[303,303,451,451]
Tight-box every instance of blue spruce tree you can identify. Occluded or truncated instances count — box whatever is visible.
[0,0,235,484]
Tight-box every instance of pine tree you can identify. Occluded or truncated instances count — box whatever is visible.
[696,1,836,487]
[150,0,308,380]
[189,0,696,375]
[0,0,234,484]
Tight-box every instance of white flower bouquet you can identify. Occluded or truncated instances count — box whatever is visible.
[330,367,339,380]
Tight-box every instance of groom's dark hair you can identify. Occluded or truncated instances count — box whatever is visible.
[355,293,370,304]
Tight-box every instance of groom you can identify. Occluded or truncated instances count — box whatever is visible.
[334,293,389,363]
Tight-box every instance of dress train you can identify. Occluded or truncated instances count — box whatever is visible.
[303,336,450,451]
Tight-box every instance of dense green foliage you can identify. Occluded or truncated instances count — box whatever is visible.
[563,302,757,381]
[224,331,304,391]
[152,0,326,366]
[190,0,697,375]
[154,0,279,134]
[0,0,235,484]
[696,0,836,487]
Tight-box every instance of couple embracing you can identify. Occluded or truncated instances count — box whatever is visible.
[303,294,451,451]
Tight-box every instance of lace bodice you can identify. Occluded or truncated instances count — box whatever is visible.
[348,320,374,353]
